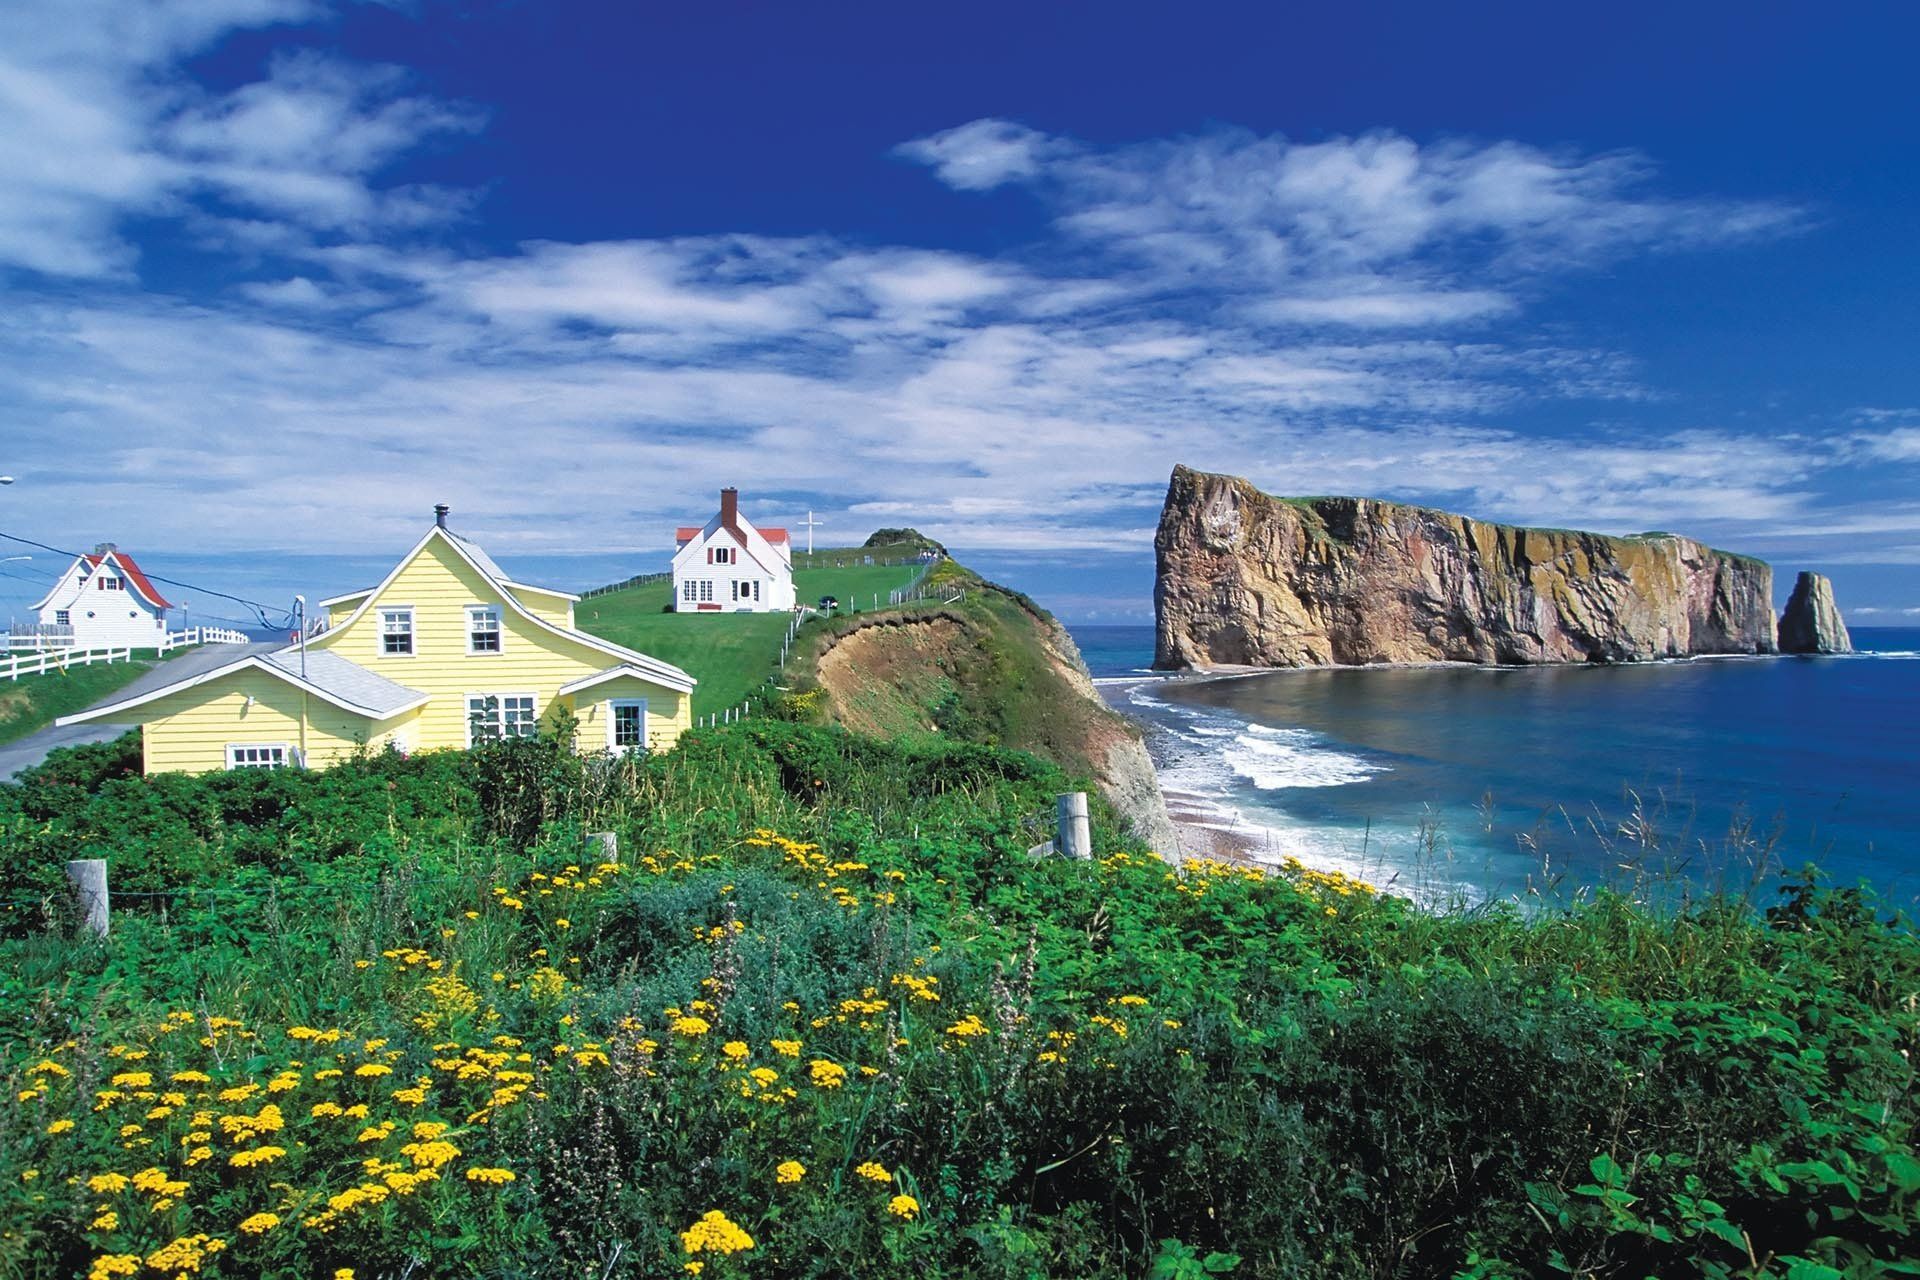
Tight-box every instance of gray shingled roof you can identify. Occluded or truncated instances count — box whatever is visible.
[261,648,426,717]
[443,527,512,586]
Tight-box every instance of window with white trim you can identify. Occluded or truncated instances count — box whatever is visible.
[98,576,124,591]
[54,610,69,625]
[227,744,290,770]
[698,580,713,602]
[682,579,698,603]
[467,694,537,744]
[467,605,502,653]
[380,608,414,655]
[609,698,647,752]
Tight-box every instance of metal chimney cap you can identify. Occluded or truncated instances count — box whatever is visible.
[434,504,450,527]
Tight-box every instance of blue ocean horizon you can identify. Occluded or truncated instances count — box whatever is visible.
[1069,623,1920,905]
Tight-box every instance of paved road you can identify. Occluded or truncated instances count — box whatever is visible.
[0,642,281,781]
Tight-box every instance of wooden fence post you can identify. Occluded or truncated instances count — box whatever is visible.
[1056,792,1091,860]
[585,832,618,864]
[66,859,109,936]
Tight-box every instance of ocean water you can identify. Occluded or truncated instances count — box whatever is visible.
[1070,624,1920,904]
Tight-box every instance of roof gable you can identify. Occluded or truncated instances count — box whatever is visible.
[313,523,694,692]
[33,550,175,612]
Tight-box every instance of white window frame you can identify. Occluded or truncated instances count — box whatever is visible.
[54,609,69,625]
[698,580,713,603]
[227,743,292,770]
[380,606,415,657]
[713,546,732,565]
[466,604,503,654]
[607,698,648,753]
[466,692,539,746]
[681,579,698,603]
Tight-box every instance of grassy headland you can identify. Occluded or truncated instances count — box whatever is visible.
[0,550,1914,1279]
[575,553,925,716]
[0,654,170,746]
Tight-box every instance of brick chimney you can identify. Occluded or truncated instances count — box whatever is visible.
[719,487,740,534]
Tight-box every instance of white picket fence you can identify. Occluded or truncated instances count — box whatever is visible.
[1,645,132,681]
[157,626,251,654]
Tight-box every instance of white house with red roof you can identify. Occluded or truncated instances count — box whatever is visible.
[671,488,795,613]
[30,546,175,649]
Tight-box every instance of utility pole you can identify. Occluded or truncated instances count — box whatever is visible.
[801,510,824,556]
[294,596,308,766]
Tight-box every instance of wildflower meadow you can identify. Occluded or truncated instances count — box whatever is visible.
[1,723,1916,1278]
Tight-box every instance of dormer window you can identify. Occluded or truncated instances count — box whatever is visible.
[710,546,732,565]
[381,607,414,655]
[97,575,124,591]
[467,605,502,653]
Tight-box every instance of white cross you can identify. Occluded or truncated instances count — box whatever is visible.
[800,509,824,555]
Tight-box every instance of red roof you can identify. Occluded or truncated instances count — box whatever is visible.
[86,552,174,609]
[762,528,789,543]
[674,526,702,545]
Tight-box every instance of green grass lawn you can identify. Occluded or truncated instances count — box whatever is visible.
[575,555,924,715]
[0,657,160,746]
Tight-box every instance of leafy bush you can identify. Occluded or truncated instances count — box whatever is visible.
[1,727,1915,1278]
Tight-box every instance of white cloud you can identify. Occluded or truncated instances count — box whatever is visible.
[894,119,1055,191]
[0,1,473,278]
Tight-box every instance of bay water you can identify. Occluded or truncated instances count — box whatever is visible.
[1071,624,1920,905]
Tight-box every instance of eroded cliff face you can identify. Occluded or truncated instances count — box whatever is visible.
[1778,572,1853,655]
[1155,466,1778,669]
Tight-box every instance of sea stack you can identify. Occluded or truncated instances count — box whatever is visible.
[1154,465,1779,669]
[1777,571,1853,655]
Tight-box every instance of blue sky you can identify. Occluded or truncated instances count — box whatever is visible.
[3,1,1919,629]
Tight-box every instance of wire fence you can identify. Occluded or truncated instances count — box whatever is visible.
[580,571,671,599]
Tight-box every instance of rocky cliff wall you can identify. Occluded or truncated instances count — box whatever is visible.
[1155,466,1779,669]
[1779,572,1853,654]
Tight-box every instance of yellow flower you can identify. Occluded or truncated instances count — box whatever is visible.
[90,1210,119,1231]
[680,1209,755,1256]
[770,1038,801,1058]
[465,1166,516,1185]
[808,1059,847,1089]
[237,1212,281,1235]
[88,1255,140,1280]
[87,1173,130,1194]
[335,1271,356,1280]
[721,1040,749,1061]
[353,1063,393,1078]
[554,918,570,929]
[670,1015,711,1037]
[888,1193,920,1220]
[46,1119,76,1135]
[855,1160,891,1184]
[775,1160,806,1184]
[230,1145,287,1168]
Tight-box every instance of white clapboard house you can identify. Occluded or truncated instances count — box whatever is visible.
[671,488,795,613]
[29,547,175,649]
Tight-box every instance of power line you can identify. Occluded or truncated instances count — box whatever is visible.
[0,530,295,630]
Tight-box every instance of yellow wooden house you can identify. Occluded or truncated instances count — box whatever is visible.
[59,506,694,774]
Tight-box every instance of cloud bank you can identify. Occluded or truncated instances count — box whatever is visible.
[1,6,1913,621]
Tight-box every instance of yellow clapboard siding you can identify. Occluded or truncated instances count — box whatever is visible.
[308,534,684,754]
[571,675,692,754]
[137,667,404,774]
[507,585,575,630]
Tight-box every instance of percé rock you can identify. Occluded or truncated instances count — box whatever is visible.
[1155,465,1778,669]
[1778,572,1853,655]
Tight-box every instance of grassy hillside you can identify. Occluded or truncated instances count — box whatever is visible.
[782,559,1126,782]
[575,556,924,715]
[0,655,162,745]
[0,728,1914,1279]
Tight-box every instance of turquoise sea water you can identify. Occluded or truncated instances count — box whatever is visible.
[1070,624,1920,904]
